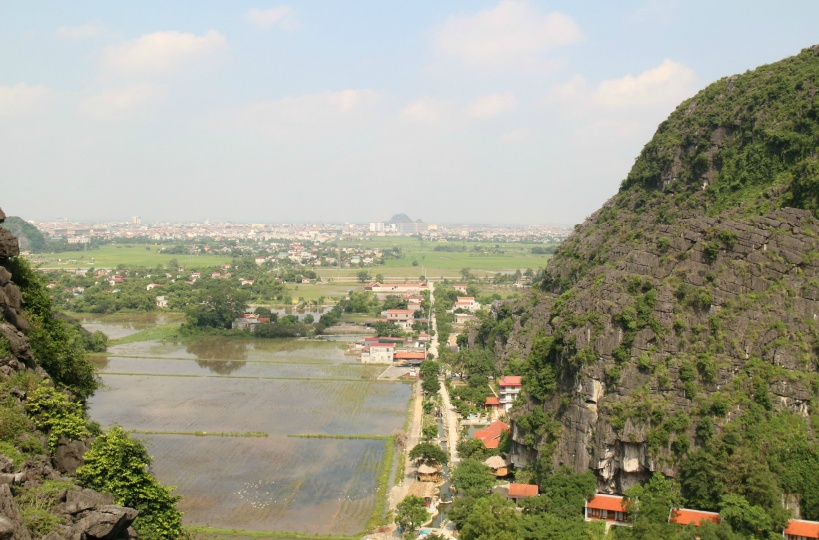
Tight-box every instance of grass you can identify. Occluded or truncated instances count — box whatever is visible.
[364,437,395,533]
[107,324,183,346]
[130,429,268,437]
[29,244,235,269]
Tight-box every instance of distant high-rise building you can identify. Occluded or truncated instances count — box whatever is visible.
[369,222,385,232]
[132,216,141,225]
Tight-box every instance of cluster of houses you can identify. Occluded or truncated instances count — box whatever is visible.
[581,494,819,538]
[363,282,432,331]
[466,420,818,538]
[482,375,523,415]
[355,335,430,365]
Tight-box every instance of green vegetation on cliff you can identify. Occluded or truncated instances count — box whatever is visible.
[494,45,819,538]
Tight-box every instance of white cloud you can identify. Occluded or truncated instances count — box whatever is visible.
[0,83,49,115]
[594,59,696,109]
[548,59,696,112]
[400,97,452,125]
[231,89,380,137]
[467,92,517,119]
[245,6,300,30]
[434,0,582,69]
[102,30,226,74]
[80,84,166,120]
[56,23,117,40]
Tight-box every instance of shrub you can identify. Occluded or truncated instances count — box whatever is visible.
[76,426,183,540]
[25,386,90,452]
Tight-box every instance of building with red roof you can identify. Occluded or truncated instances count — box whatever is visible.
[484,396,501,415]
[498,376,523,412]
[669,508,720,526]
[785,519,819,539]
[507,483,538,503]
[473,420,510,449]
[585,494,629,525]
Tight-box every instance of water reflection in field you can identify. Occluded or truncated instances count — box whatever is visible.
[86,319,410,535]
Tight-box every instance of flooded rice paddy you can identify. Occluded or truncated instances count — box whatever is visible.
[85,315,411,535]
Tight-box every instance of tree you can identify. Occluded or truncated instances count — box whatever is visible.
[356,270,371,283]
[183,280,248,330]
[409,442,448,466]
[625,472,682,524]
[460,267,472,280]
[375,273,384,283]
[459,493,522,540]
[395,495,428,532]
[77,425,182,540]
[452,458,495,498]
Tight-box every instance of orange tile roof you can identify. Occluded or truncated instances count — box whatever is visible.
[394,351,426,359]
[508,483,538,498]
[670,508,720,526]
[473,420,510,449]
[485,396,500,405]
[586,494,627,512]
[785,519,819,538]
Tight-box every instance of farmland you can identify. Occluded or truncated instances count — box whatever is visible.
[85,315,410,536]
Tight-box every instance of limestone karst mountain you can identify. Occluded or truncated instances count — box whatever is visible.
[496,46,819,520]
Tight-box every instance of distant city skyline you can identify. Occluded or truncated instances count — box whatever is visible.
[2,1,818,225]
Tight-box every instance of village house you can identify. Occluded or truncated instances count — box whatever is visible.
[668,508,720,527]
[585,494,629,525]
[453,296,481,312]
[155,296,168,309]
[232,314,271,332]
[454,283,467,293]
[473,420,510,450]
[507,483,538,504]
[406,481,436,507]
[360,342,395,363]
[454,313,477,325]
[785,519,819,540]
[394,351,426,366]
[484,396,501,416]
[383,309,416,330]
[483,455,509,477]
[417,463,443,483]
[498,376,523,412]
[146,283,162,291]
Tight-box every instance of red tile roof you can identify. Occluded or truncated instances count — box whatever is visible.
[586,494,627,512]
[508,483,538,498]
[670,508,720,526]
[499,376,522,387]
[485,396,500,406]
[785,519,819,538]
[474,420,510,449]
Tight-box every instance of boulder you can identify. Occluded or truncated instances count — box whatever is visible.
[0,229,18,259]
[54,438,90,475]
[0,484,31,540]
[70,505,137,540]
[64,489,113,516]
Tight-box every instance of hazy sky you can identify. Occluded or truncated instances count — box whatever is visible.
[2,1,817,225]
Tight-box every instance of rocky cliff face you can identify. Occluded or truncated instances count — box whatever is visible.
[502,46,819,496]
[0,207,139,540]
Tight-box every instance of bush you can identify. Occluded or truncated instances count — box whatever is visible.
[25,386,90,452]
[77,426,183,540]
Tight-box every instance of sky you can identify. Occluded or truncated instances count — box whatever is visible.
[1,1,817,226]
